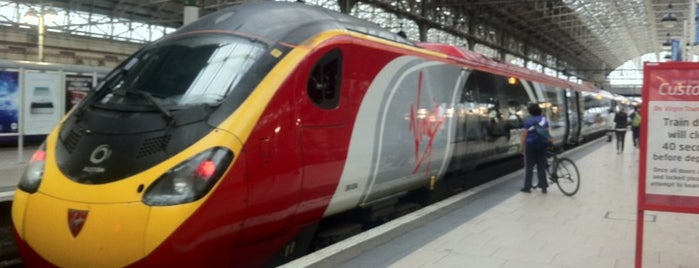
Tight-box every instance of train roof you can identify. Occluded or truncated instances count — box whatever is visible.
[173,2,598,94]
[175,1,411,47]
[416,43,599,93]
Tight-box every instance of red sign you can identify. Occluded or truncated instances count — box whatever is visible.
[636,62,699,268]
[645,69,699,102]
[639,62,699,212]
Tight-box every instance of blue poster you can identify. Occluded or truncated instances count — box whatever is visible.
[0,71,19,133]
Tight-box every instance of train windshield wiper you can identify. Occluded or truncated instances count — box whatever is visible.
[73,58,139,122]
[129,90,174,125]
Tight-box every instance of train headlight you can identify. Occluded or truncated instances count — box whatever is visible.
[18,144,47,193]
[142,147,233,206]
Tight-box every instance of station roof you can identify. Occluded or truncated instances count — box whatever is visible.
[16,0,694,78]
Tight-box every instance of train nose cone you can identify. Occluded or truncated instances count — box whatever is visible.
[21,193,150,267]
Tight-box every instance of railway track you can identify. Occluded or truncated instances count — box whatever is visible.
[0,201,22,268]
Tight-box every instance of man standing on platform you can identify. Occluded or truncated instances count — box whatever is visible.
[519,103,550,193]
[614,108,629,154]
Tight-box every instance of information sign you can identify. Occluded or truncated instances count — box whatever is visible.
[640,62,699,211]
[636,62,699,268]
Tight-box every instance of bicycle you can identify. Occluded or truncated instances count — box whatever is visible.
[536,146,580,196]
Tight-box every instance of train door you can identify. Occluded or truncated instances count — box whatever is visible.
[532,83,567,146]
[495,76,530,155]
[565,90,582,145]
[297,46,349,218]
[452,70,528,167]
[453,70,493,169]
[580,91,606,139]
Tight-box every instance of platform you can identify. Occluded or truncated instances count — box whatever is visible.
[283,134,699,268]
[0,144,38,202]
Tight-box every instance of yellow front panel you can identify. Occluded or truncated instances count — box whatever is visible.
[11,190,29,237]
[24,193,149,267]
[19,128,244,266]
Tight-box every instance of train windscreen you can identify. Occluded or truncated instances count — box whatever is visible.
[95,34,266,110]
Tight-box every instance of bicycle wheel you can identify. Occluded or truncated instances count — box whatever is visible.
[553,157,580,196]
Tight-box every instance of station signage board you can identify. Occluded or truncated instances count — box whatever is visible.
[640,62,699,211]
[637,61,699,268]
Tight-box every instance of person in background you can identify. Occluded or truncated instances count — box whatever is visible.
[614,108,629,154]
[630,107,641,148]
[519,103,550,194]
[606,108,615,142]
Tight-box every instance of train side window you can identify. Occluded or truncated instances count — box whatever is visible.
[462,70,493,102]
[497,76,529,128]
[307,49,342,109]
[461,73,477,103]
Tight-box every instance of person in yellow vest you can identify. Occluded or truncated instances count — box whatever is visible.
[631,107,641,148]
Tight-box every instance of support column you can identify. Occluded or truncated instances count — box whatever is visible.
[338,0,358,14]
[418,23,429,42]
[522,43,530,68]
[468,14,477,51]
[183,0,199,26]
[497,30,506,61]
[37,9,45,62]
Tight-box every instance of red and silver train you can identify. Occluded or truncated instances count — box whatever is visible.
[12,2,618,267]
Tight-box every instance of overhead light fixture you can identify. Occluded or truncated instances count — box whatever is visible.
[661,4,678,28]
[660,33,672,50]
[24,8,39,25]
[662,13,678,28]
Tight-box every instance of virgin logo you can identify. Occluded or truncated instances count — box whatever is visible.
[409,71,445,175]
[68,209,88,238]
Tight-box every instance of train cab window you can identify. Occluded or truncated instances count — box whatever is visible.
[95,34,266,109]
[307,49,342,109]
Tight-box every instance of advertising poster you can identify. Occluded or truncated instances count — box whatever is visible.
[0,71,19,133]
[65,74,92,113]
[641,62,699,211]
[24,71,61,135]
